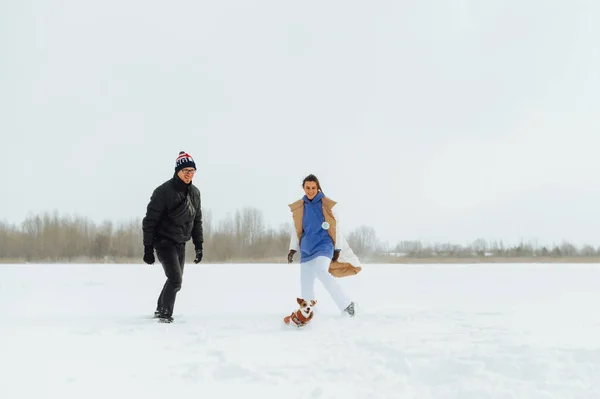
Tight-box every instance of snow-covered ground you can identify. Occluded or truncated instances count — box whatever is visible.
[1,262,599,398]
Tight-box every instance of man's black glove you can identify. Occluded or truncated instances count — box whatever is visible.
[287,249,297,264]
[332,250,340,262]
[194,248,203,264]
[143,245,155,265]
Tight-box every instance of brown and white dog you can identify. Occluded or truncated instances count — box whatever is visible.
[283,298,317,327]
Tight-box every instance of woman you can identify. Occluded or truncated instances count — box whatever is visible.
[287,174,359,316]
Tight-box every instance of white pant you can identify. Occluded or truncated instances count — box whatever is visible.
[301,256,351,311]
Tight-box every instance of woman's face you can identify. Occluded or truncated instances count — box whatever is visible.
[303,181,319,200]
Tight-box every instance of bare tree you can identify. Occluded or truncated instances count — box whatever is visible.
[471,238,488,256]
[580,244,596,257]
[347,225,378,256]
[559,241,577,257]
[395,240,423,256]
[2,208,600,264]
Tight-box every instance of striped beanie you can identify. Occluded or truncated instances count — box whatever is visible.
[175,151,196,173]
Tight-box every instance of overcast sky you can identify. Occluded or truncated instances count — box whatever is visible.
[2,0,599,247]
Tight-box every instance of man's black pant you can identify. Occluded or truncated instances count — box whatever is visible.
[155,241,186,317]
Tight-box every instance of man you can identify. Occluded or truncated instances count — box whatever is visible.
[142,151,204,323]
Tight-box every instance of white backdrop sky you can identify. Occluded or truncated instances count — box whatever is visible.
[2,0,599,247]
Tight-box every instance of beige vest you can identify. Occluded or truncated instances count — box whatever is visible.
[288,196,361,278]
[288,196,337,246]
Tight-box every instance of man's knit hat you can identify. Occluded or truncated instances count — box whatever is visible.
[175,151,196,173]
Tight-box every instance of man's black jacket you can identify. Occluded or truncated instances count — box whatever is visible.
[142,174,203,250]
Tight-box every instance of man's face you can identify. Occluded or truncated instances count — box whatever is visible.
[177,167,196,184]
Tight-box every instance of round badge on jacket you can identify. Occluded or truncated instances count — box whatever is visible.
[321,222,330,230]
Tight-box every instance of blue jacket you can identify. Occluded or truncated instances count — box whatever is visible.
[299,191,334,263]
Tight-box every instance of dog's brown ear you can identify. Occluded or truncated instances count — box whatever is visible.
[296,297,303,305]
[310,300,317,306]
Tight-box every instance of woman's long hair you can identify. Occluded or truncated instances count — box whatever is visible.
[302,174,323,194]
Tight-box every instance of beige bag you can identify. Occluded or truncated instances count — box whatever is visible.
[328,232,362,278]
[329,260,362,277]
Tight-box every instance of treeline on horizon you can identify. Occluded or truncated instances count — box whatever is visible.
[0,208,597,263]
